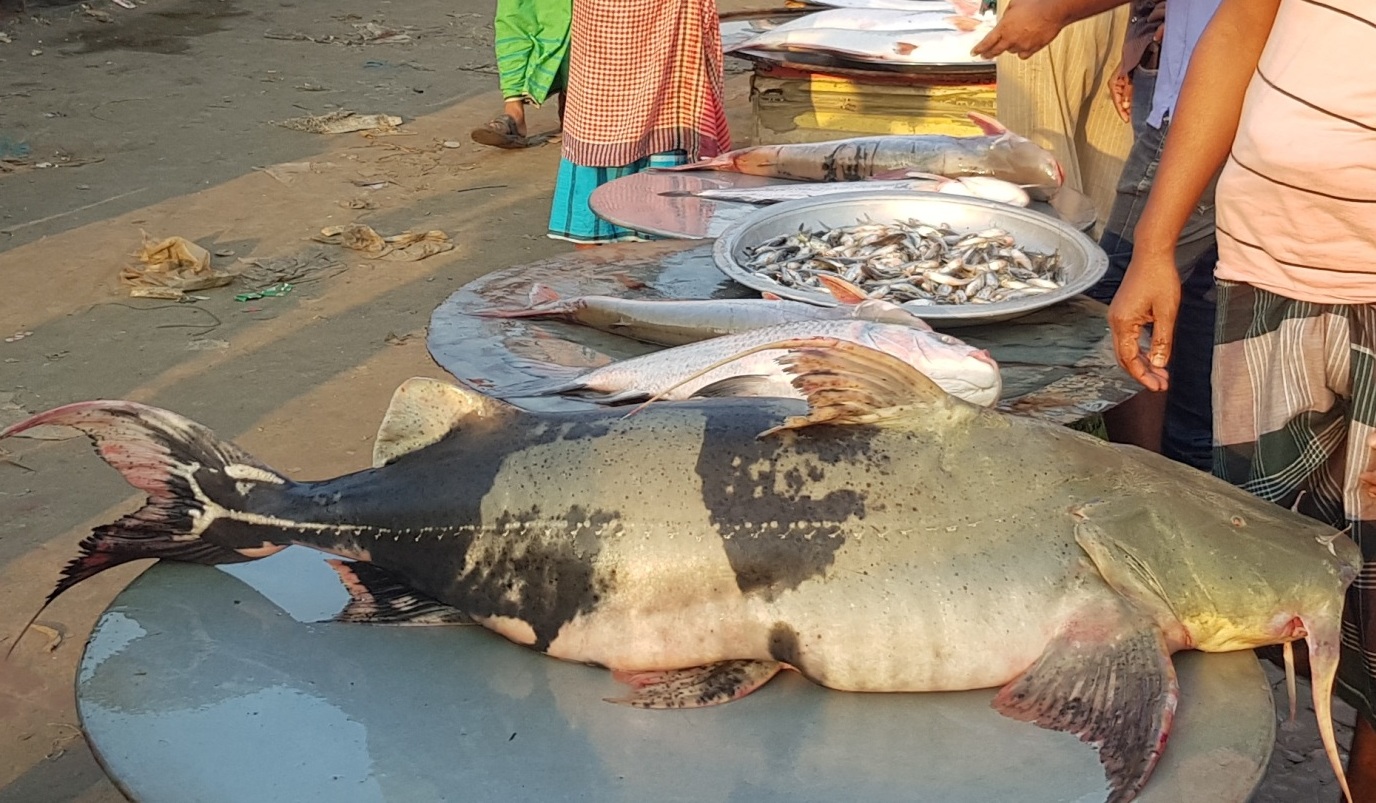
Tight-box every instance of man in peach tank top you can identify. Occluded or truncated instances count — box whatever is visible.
[1107,0,1376,794]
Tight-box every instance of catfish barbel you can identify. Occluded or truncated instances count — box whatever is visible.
[3,339,1358,802]
[654,112,1065,200]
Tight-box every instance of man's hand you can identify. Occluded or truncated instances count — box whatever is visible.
[1108,63,1132,122]
[971,0,1068,60]
[1107,252,1182,392]
[1360,433,1376,500]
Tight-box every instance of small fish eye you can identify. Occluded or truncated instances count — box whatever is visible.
[1231,516,1246,527]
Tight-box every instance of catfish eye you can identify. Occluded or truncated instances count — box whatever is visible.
[1231,516,1247,527]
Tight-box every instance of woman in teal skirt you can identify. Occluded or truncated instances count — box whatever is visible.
[548,0,729,246]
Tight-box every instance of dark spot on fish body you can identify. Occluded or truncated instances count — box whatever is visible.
[696,422,879,598]
[768,623,802,668]
[403,504,622,653]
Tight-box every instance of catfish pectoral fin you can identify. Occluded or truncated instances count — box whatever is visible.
[326,560,475,626]
[605,660,783,709]
[993,619,1178,803]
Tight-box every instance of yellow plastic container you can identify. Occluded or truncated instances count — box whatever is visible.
[749,61,997,145]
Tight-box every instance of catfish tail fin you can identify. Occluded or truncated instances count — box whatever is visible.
[3,401,290,656]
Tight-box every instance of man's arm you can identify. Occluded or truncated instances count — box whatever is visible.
[971,0,1129,60]
[1106,0,1283,390]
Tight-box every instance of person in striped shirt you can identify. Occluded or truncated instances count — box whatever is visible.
[1108,0,1376,793]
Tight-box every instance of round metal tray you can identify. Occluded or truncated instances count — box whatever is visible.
[711,191,1109,327]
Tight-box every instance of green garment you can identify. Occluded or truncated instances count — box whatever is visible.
[495,0,571,105]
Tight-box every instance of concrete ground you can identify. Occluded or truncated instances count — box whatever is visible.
[0,0,1352,800]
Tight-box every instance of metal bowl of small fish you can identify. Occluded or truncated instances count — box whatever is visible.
[712,191,1109,327]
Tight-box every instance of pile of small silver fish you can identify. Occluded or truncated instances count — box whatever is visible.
[742,218,1064,306]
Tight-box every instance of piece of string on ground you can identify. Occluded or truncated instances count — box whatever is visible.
[89,302,224,338]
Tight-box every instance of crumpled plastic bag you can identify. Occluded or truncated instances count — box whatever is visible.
[314,223,454,261]
[275,111,403,135]
[120,233,234,298]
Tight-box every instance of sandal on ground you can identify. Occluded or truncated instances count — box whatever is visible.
[470,115,531,150]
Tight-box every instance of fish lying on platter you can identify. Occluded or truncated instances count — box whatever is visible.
[655,113,1064,200]
[736,6,985,39]
[797,0,980,9]
[739,24,995,65]
[508,318,1003,407]
[474,278,933,348]
[3,338,1357,802]
[670,174,1031,208]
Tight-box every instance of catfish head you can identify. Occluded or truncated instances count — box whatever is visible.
[1069,491,1360,801]
[967,112,1065,199]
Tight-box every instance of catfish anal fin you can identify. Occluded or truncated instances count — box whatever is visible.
[606,660,782,709]
[993,621,1178,803]
[327,560,474,626]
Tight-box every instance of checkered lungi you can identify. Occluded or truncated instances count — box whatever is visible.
[560,0,729,168]
[1214,279,1376,722]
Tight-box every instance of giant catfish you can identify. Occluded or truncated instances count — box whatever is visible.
[2,339,1359,802]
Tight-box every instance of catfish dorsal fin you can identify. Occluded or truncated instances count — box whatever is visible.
[373,377,517,467]
[967,111,1007,137]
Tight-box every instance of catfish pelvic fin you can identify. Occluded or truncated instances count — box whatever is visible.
[993,612,1178,803]
[373,377,520,468]
[606,660,782,709]
[327,560,475,625]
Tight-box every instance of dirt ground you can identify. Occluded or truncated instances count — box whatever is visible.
[0,0,1353,800]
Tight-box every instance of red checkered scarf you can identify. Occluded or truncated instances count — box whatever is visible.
[561,0,730,167]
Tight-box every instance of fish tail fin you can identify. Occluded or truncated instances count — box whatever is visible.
[648,156,725,173]
[950,0,982,17]
[2,401,290,656]
[947,15,982,33]
[470,282,571,319]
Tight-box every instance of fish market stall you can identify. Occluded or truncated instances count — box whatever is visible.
[68,235,1288,803]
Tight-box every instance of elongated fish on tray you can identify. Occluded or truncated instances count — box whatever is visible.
[655,113,1064,199]
[475,279,933,347]
[736,6,984,37]
[668,175,1029,208]
[739,24,994,65]
[507,318,1002,407]
[798,0,978,9]
[4,338,1358,802]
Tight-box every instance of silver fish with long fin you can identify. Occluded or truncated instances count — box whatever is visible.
[474,279,933,347]
[2,338,1358,802]
[506,318,1002,407]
